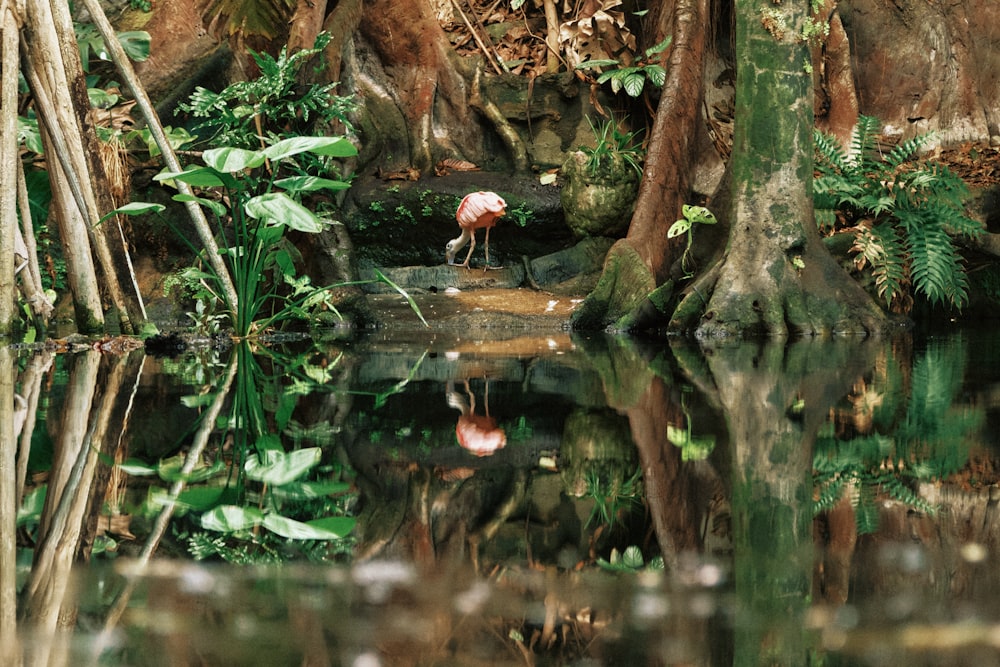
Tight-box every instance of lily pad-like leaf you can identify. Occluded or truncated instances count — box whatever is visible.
[244,447,322,486]
[201,505,265,532]
[203,147,267,173]
[245,193,326,233]
[263,136,358,161]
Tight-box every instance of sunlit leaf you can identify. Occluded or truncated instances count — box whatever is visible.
[272,480,352,500]
[667,220,690,238]
[200,505,265,532]
[262,513,351,540]
[203,146,267,173]
[244,447,322,485]
[88,88,118,109]
[155,165,236,189]
[245,193,326,233]
[622,545,644,569]
[622,71,645,97]
[263,136,357,161]
[305,516,356,538]
[117,458,158,476]
[274,175,352,193]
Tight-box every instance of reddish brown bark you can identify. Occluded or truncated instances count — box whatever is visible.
[626,0,709,283]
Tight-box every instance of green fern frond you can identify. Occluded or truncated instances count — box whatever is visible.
[904,217,969,307]
[853,222,907,306]
[883,133,932,169]
[814,129,852,174]
[852,115,883,172]
[877,474,937,516]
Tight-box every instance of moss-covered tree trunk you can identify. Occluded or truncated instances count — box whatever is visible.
[671,0,885,336]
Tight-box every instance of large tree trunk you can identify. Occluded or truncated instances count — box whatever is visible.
[670,0,885,337]
[571,0,709,330]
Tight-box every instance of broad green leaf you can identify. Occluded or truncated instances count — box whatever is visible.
[99,202,165,226]
[147,486,226,511]
[272,480,352,500]
[244,447,322,486]
[667,220,690,238]
[116,458,158,476]
[263,136,357,161]
[181,392,221,408]
[158,456,225,483]
[682,204,717,225]
[622,71,646,97]
[88,88,118,109]
[644,35,673,58]
[200,505,265,532]
[262,514,349,540]
[645,64,666,88]
[622,545,644,569]
[173,193,228,218]
[117,31,151,62]
[274,176,352,193]
[203,147,266,173]
[155,166,235,189]
[306,516,356,538]
[245,193,326,233]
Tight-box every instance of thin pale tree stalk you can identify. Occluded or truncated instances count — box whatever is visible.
[22,351,101,667]
[0,3,18,334]
[0,345,18,666]
[94,356,238,655]
[23,0,142,332]
[77,0,240,313]
[47,0,146,330]
[16,160,54,321]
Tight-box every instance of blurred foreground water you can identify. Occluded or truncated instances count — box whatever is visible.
[4,326,1000,666]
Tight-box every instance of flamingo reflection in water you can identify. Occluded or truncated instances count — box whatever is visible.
[446,379,507,457]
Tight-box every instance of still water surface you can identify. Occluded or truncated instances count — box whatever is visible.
[4,327,1000,665]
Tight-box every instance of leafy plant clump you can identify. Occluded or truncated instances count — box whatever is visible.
[579,115,645,180]
[813,115,984,312]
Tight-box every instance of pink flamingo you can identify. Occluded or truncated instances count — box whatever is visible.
[446,191,507,268]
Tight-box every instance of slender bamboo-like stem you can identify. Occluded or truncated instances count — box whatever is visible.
[16,160,54,322]
[0,5,18,334]
[77,0,240,314]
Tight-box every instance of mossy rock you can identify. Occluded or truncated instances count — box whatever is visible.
[560,151,638,239]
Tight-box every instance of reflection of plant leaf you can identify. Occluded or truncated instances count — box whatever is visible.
[158,457,225,483]
[244,447,322,486]
[262,514,351,540]
[666,424,689,446]
[271,481,351,500]
[201,505,265,532]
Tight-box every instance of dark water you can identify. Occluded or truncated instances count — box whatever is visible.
[5,327,1000,665]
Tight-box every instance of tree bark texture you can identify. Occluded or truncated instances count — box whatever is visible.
[0,7,17,334]
[572,0,709,329]
[673,0,885,337]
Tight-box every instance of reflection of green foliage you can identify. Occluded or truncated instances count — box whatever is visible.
[129,343,359,564]
[666,386,716,460]
[596,545,664,572]
[813,338,982,534]
[585,465,643,529]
